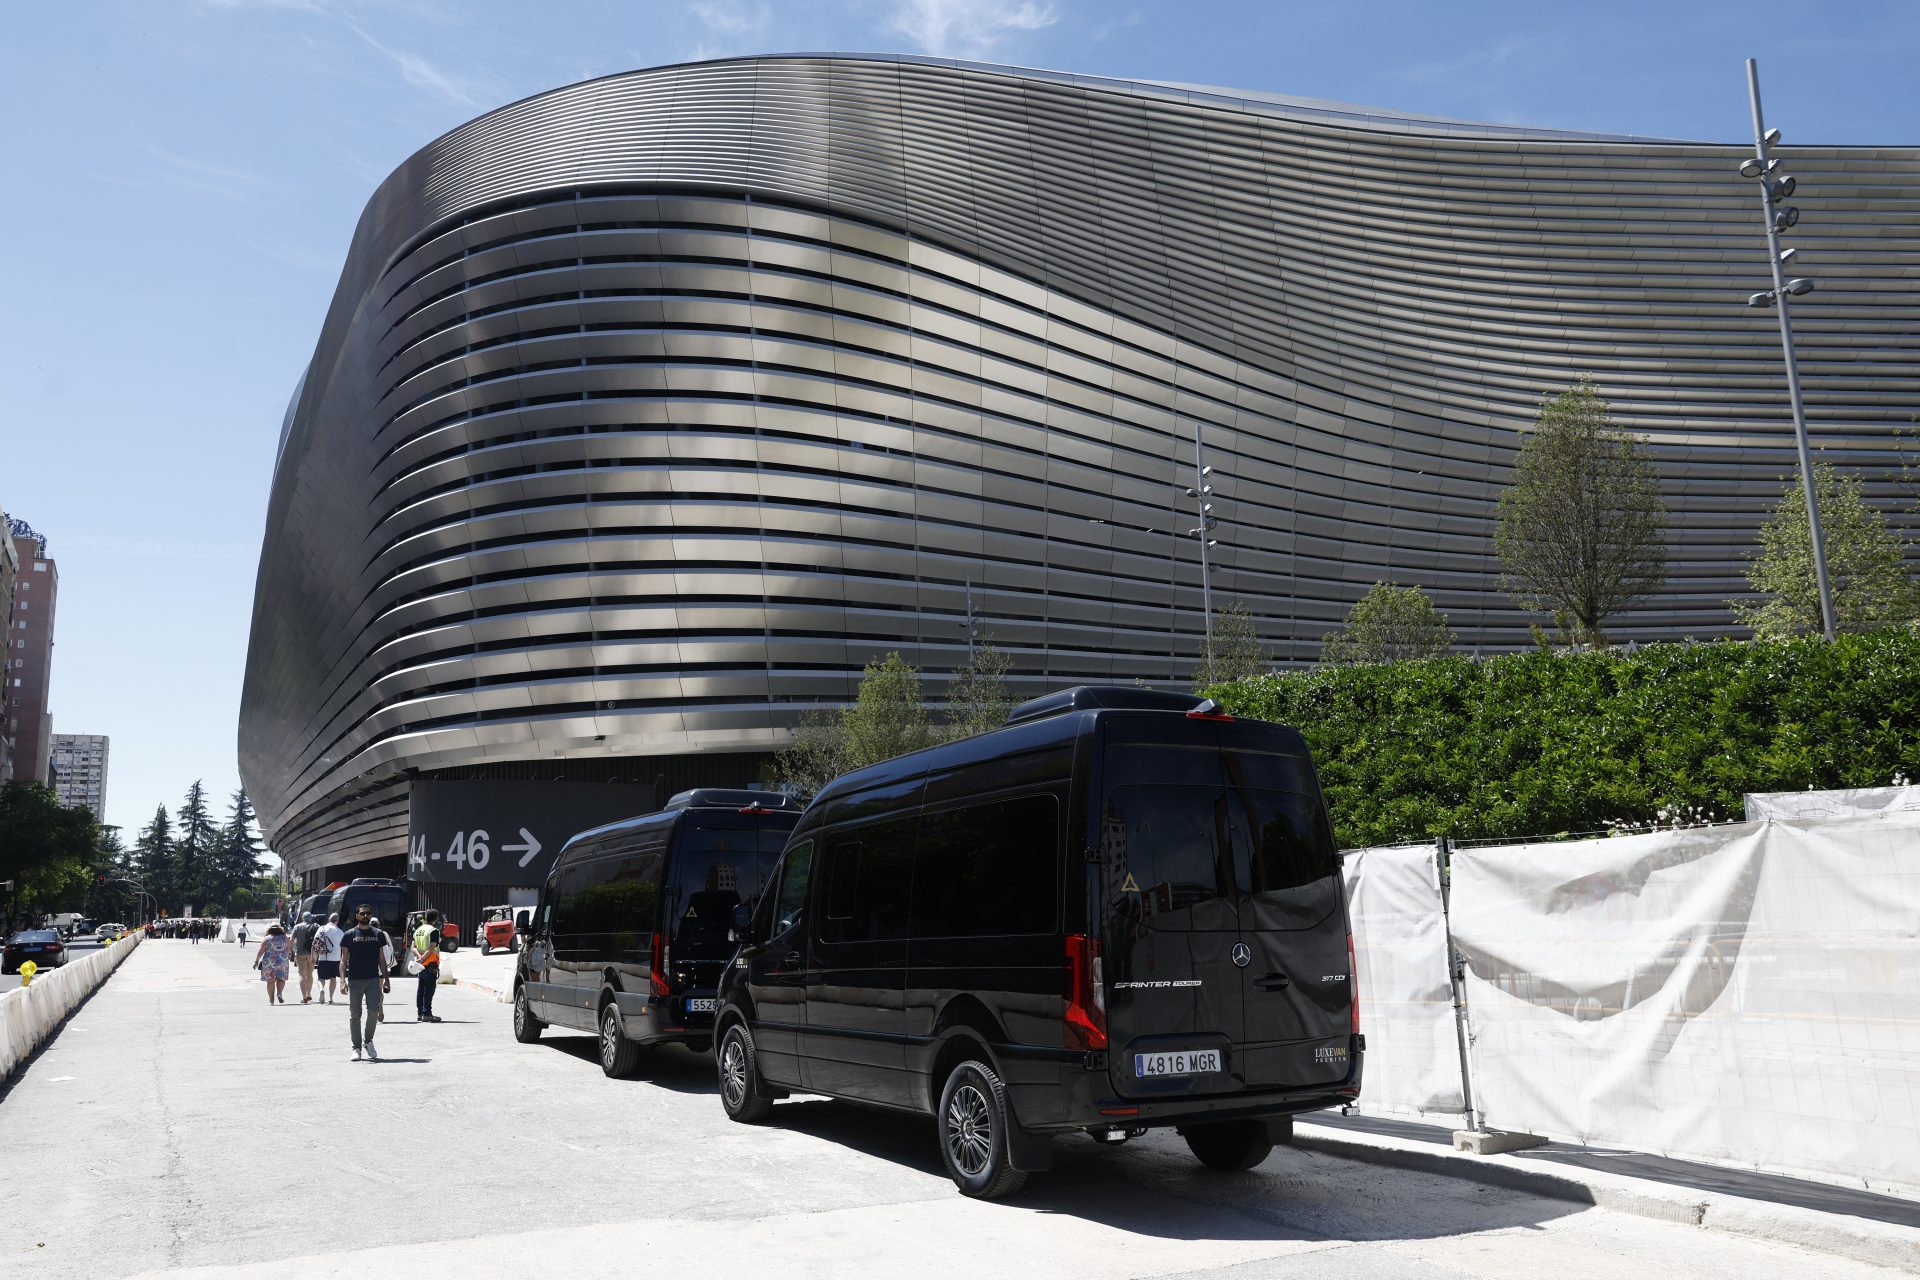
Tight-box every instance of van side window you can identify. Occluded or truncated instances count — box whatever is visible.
[912,794,1058,938]
[550,861,590,936]
[575,849,664,937]
[819,817,916,944]
[771,840,814,935]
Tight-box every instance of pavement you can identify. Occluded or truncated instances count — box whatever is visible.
[3,939,1915,1279]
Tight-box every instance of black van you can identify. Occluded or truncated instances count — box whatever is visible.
[326,878,411,975]
[512,789,803,1077]
[714,686,1361,1198]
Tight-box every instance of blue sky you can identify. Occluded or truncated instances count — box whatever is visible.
[4,0,1917,847]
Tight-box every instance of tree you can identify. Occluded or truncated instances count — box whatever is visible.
[173,781,220,911]
[1192,600,1270,691]
[1321,582,1457,664]
[1734,462,1920,638]
[771,652,939,800]
[0,780,97,918]
[1494,376,1668,648]
[213,789,265,909]
[133,804,175,914]
[947,637,1015,737]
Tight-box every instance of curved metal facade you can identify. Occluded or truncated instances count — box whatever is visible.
[241,55,1920,871]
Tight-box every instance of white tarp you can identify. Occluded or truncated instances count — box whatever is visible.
[1451,812,1920,1198]
[1345,843,1465,1120]
[1746,784,1920,822]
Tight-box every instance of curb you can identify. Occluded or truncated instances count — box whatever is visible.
[1293,1123,1919,1274]
[449,976,510,1003]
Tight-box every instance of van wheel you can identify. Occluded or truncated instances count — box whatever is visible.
[938,1059,1028,1200]
[599,1003,642,1078]
[512,986,543,1043]
[1182,1120,1274,1171]
[717,1023,775,1123]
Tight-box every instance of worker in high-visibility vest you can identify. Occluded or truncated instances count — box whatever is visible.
[412,910,443,1023]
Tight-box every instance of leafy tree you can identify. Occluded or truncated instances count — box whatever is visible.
[0,780,97,917]
[772,652,940,800]
[132,804,175,914]
[1495,376,1668,648]
[1734,462,1920,638]
[1322,582,1457,664]
[841,652,936,769]
[947,637,1016,737]
[173,781,220,911]
[1191,600,1270,691]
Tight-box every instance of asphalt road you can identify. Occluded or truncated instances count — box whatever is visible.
[0,935,104,991]
[1,939,1909,1279]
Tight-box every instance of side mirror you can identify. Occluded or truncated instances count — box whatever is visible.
[729,902,755,944]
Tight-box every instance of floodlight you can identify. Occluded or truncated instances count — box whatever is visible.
[1784,278,1814,296]
[1768,175,1796,200]
[1773,206,1799,232]
[1739,157,1766,178]
[1764,127,1781,147]
[1778,246,1798,265]
[1746,291,1775,308]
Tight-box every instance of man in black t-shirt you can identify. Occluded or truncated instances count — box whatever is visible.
[339,905,394,1061]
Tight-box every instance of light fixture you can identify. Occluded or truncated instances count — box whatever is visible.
[1739,157,1765,178]
[1778,246,1798,265]
[1747,291,1775,308]
[1784,277,1815,296]
[1773,206,1799,231]
[1768,175,1796,200]
[1764,127,1781,147]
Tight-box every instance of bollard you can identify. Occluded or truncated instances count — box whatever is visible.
[18,960,37,986]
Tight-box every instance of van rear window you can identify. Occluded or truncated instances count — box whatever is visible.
[670,820,786,958]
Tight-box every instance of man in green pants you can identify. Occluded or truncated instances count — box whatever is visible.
[339,904,394,1061]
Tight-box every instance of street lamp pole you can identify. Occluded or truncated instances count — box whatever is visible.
[1185,424,1219,667]
[1743,57,1837,641]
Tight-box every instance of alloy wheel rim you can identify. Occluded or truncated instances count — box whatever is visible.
[514,991,526,1032]
[720,1035,747,1107]
[945,1082,993,1176]
[601,1009,618,1064]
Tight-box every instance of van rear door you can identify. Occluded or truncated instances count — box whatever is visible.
[1099,717,1352,1100]
[1099,719,1248,1101]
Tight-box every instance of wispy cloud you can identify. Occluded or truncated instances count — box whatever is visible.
[336,16,482,107]
[104,144,275,202]
[884,0,1058,58]
[691,0,772,36]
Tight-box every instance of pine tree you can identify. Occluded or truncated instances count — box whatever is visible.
[214,790,265,911]
[173,781,220,913]
[947,637,1015,738]
[132,804,175,915]
[1322,582,1457,664]
[1494,376,1668,647]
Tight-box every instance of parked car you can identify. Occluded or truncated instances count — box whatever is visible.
[4,929,70,974]
[713,685,1362,1199]
[477,905,519,954]
[512,789,804,1076]
[94,922,127,941]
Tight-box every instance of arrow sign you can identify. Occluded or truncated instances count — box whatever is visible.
[507,828,543,868]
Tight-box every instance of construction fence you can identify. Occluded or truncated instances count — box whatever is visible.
[1344,804,1920,1200]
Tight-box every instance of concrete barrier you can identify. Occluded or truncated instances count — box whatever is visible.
[0,931,141,1081]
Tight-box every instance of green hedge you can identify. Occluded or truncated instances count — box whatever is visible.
[1206,629,1920,848]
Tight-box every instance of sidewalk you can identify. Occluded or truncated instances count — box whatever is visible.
[440,945,516,1001]
[1295,1112,1920,1273]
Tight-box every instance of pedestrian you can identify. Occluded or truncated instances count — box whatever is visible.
[190,919,201,945]
[369,917,389,1023]
[254,923,293,1004]
[238,921,249,946]
[313,912,344,1004]
[412,910,443,1023]
[292,913,319,1003]
[339,905,393,1061]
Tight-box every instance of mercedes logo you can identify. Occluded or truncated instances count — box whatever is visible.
[1231,942,1252,968]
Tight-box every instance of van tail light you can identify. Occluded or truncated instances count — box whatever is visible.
[649,932,671,997]
[1347,931,1360,1035]
[1064,933,1107,1051]
[738,806,772,815]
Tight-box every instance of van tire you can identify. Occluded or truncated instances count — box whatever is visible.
[717,1022,775,1123]
[599,1002,642,1078]
[938,1059,1028,1200]
[512,986,543,1043]
[1182,1120,1274,1171]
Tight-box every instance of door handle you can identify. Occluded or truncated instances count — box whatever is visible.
[784,951,803,967]
[1255,973,1291,990]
